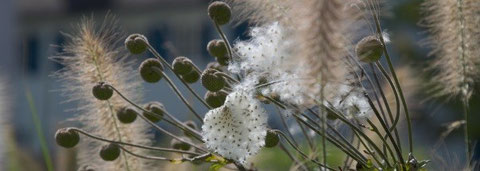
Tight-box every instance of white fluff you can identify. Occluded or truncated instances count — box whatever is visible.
[202,90,268,164]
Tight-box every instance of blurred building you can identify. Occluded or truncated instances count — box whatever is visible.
[5,0,248,168]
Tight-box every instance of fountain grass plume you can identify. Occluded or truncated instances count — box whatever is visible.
[51,15,153,170]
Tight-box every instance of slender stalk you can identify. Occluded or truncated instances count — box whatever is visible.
[213,23,233,60]
[151,67,203,122]
[371,10,413,154]
[109,86,207,152]
[146,44,212,109]
[462,96,471,159]
[71,128,201,155]
[274,130,335,170]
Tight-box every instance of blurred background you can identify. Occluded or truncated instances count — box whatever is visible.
[0,0,478,170]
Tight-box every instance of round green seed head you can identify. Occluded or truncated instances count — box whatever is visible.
[143,102,165,123]
[204,90,227,108]
[208,2,231,25]
[206,62,223,72]
[116,106,138,124]
[216,56,229,66]
[139,58,164,83]
[181,70,200,83]
[172,56,193,75]
[264,130,279,148]
[207,39,227,57]
[356,36,383,63]
[92,82,113,100]
[99,143,121,161]
[201,69,226,92]
[170,138,192,151]
[55,128,80,148]
[125,34,148,54]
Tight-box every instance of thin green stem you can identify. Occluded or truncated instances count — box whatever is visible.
[109,86,207,152]
[372,10,413,154]
[151,67,203,122]
[71,128,201,155]
[146,44,212,109]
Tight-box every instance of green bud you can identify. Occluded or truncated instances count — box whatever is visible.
[170,137,192,151]
[207,39,227,57]
[92,82,113,100]
[183,120,198,137]
[139,58,164,83]
[208,2,231,25]
[99,143,121,161]
[264,130,279,148]
[172,56,194,75]
[116,106,138,124]
[181,70,200,83]
[125,34,148,54]
[206,62,223,72]
[55,128,80,148]
[143,102,165,123]
[204,90,227,108]
[356,36,383,63]
[201,69,226,92]
[216,56,229,66]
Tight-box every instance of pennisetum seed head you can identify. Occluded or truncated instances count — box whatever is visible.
[139,58,164,83]
[172,56,193,75]
[125,34,148,54]
[356,35,383,63]
[208,2,232,25]
[99,143,121,161]
[55,128,80,148]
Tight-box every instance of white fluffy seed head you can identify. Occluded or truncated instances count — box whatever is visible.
[327,84,372,119]
[202,90,268,164]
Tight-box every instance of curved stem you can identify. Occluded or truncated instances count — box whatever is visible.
[109,86,207,152]
[151,67,203,122]
[146,44,212,109]
[70,128,201,155]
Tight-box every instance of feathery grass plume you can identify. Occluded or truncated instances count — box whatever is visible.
[422,0,480,99]
[225,0,291,25]
[51,15,152,170]
[290,0,361,96]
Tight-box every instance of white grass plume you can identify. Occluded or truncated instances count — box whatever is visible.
[51,15,152,170]
[422,0,480,99]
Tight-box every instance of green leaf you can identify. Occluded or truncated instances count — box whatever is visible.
[209,163,226,171]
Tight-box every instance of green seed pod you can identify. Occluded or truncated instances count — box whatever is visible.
[170,137,192,151]
[99,143,121,161]
[78,165,96,171]
[207,39,227,57]
[116,106,138,124]
[216,56,229,66]
[183,120,198,137]
[201,69,226,92]
[181,70,200,83]
[143,102,165,123]
[206,62,223,72]
[208,2,231,25]
[264,130,279,148]
[92,82,113,100]
[355,36,383,63]
[172,56,194,75]
[125,34,149,54]
[55,128,80,148]
[204,90,227,108]
[139,58,164,83]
